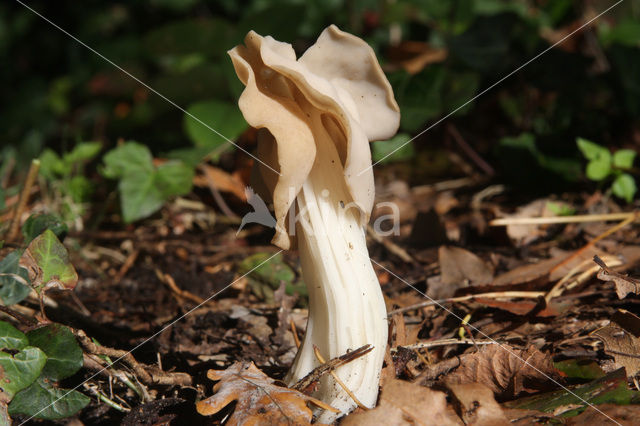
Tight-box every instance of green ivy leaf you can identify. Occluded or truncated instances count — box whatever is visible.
[0,346,47,399]
[101,142,154,179]
[0,251,31,306]
[371,133,415,164]
[612,149,636,169]
[612,173,637,203]
[0,321,28,350]
[585,158,612,181]
[184,100,246,152]
[8,377,90,420]
[118,169,166,223]
[26,324,83,381]
[576,137,610,161]
[20,229,78,291]
[155,161,195,198]
[21,213,68,244]
[102,143,194,223]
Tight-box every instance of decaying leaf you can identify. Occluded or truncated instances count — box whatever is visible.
[341,379,462,426]
[196,361,330,425]
[593,324,640,378]
[447,382,509,426]
[443,345,560,399]
[594,255,640,299]
[19,230,78,291]
[432,246,493,299]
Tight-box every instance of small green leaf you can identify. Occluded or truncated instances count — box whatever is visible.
[38,149,66,180]
[101,142,154,179]
[20,230,78,291]
[238,253,305,304]
[371,133,415,164]
[612,149,636,169]
[155,161,194,198]
[22,213,68,244]
[102,143,194,223]
[184,100,246,151]
[118,169,165,223]
[0,346,47,399]
[8,377,90,420]
[612,173,637,203]
[545,202,576,216]
[585,158,611,181]
[0,251,31,306]
[68,175,94,203]
[26,324,83,381]
[576,138,610,162]
[63,142,101,165]
[0,321,28,350]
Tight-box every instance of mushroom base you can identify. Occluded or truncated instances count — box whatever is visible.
[285,144,388,422]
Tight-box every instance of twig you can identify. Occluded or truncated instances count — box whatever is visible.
[83,383,131,412]
[115,249,139,283]
[489,211,636,226]
[0,305,38,326]
[6,158,40,241]
[197,164,239,219]
[290,318,301,348]
[394,338,497,352]
[545,254,621,302]
[73,328,192,386]
[447,124,495,176]
[156,270,205,305]
[292,344,373,393]
[312,345,368,410]
[387,291,545,315]
[367,225,414,263]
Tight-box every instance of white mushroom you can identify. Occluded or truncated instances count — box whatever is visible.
[228,25,400,421]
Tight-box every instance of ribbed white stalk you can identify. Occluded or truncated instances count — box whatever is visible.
[284,136,388,422]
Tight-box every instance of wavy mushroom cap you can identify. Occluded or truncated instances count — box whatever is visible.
[228,25,400,249]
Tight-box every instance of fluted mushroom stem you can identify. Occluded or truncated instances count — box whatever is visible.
[284,141,388,422]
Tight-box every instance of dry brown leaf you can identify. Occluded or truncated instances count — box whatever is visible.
[447,382,509,426]
[593,324,640,378]
[442,345,560,399]
[196,361,329,425]
[596,264,640,299]
[194,165,247,201]
[439,246,493,288]
[341,379,462,426]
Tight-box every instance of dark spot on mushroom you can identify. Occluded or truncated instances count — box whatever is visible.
[340,200,345,208]
[349,242,353,249]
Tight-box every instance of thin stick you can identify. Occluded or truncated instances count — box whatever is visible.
[388,291,545,315]
[545,254,621,302]
[6,159,40,241]
[393,338,497,352]
[197,164,239,219]
[290,318,301,348]
[489,211,636,226]
[367,225,414,263]
[313,345,368,410]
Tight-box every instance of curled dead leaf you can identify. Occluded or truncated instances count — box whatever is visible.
[196,361,332,425]
[593,324,640,379]
[594,255,640,299]
[341,379,462,426]
[442,345,560,400]
[447,382,509,426]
